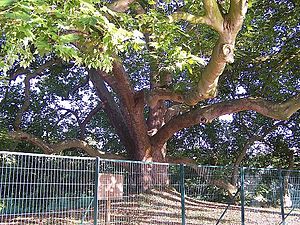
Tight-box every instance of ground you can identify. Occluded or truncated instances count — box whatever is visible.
[1,189,299,225]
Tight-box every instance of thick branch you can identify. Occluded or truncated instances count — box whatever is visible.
[109,0,136,12]
[89,69,129,130]
[80,103,102,137]
[99,62,136,110]
[169,0,224,34]
[210,179,238,196]
[151,95,300,148]
[181,0,248,105]
[9,131,125,159]
[51,140,124,159]
[203,0,224,33]
[154,0,248,106]
[228,0,248,25]
[165,104,190,123]
[95,63,150,160]
[184,39,231,105]
[111,61,136,106]
[167,155,237,196]
[9,131,53,154]
[147,88,184,108]
[169,12,211,26]
[89,69,139,159]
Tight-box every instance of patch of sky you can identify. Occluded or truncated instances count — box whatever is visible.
[236,85,247,95]
[249,141,271,156]
[219,114,233,122]
[219,86,247,122]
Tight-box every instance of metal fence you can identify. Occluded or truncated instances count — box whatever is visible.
[0,151,299,225]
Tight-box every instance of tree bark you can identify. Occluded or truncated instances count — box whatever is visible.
[93,64,151,161]
[9,131,124,159]
[151,95,300,150]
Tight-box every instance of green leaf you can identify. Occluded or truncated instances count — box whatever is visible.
[60,34,80,44]
[248,0,253,8]
[186,64,193,74]
[55,45,78,60]
[35,38,52,55]
[6,11,31,21]
[0,60,5,68]
[0,0,15,8]
[190,55,206,66]
[148,0,156,5]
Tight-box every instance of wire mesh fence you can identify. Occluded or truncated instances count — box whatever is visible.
[94,159,183,225]
[282,169,300,225]
[0,152,95,225]
[0,151,300,225]
[243,168,285,225]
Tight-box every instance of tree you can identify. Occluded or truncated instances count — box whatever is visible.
[0,0,299,185]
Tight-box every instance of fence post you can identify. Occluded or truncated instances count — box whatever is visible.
[240,167,245,225]
[180,164,186,225]
[94,157,100,225]
[279,169,285,225]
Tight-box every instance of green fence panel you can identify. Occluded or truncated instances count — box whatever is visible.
[183,165,242,225]
[279,169,285,225]
[281,169,300,225]
[0,151,95,225]
[180,164,186,225]
[1,151,300,225]
[242,167,300,225]
[93,159,182,224]
[240,167,245,225]
[94,157,100,225]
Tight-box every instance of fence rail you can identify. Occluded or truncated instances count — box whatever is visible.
[0,151,299,225]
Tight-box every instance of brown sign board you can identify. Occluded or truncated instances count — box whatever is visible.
[98,173,124,200]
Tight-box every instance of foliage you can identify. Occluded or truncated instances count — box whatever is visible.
[0,130,15,150]
[0,0,299,169]
[0,0,141,71]
[0,0,204,77]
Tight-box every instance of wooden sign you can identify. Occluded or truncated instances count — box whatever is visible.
[98,173,124,200]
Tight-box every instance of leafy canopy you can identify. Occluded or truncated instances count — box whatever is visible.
[0,0,205,77]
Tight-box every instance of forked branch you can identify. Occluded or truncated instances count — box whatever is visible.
[151,0,249,106]
[169,0,224,34]
[152,94,300,149]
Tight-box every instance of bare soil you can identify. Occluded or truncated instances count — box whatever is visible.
[1,189,299,225]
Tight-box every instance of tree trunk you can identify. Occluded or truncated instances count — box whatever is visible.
[128,143,170,192]
[135,100,170,191]
[135,83,183,189]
